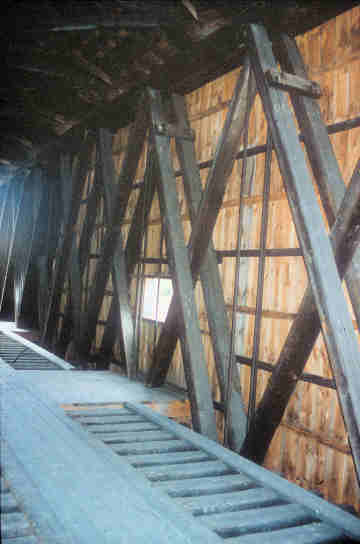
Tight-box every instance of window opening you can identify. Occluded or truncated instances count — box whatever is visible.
[142,277,173,322]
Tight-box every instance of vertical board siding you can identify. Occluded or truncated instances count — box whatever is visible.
[55,6,360,511]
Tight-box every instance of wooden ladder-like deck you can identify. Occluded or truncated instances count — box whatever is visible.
[0,329,72,370]
[2,359,360,543]
[67,403,360,542]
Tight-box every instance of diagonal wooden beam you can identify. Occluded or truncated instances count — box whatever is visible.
[77,104,147,364]
[42,133,94,346]
[97,128,137,378]
[277,32,360,332]
[171,93,247,450]
[148,87,218,441]
[242,157,360,464]
[244,24,360,482]
[100,150,157,357]
[146,57,256,390]
[57,159,104,358]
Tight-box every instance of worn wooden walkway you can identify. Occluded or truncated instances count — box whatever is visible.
[1,342,360,542]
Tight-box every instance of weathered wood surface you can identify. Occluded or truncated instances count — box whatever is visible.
[278,33,360,335]
[127,402,360,540]
[58,159,102,356]
[173,93,247,450]
[242,155,360,463]
[101,149,157,357]
[246,23,360,482]
[265,67,322,98]
[78,106,147,360]
[98,128,136,378]
[1,366,224,544]
[146,57,256,397]
[148,87,218,441]
[42,134,93,345]
[147,95,246,450]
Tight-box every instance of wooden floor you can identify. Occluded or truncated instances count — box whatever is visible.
[1,332,360,543]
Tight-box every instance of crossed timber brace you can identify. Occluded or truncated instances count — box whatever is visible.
[146,59,256,448]
[241,24,360,485]
[42,133,94,346]
[76,105,147,377]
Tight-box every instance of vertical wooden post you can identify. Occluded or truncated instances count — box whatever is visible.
[245,24,360,482]
[98,128,137,379]
[148,87,218,441]
[77,104,147,365]
[277,33,360,331]
[146,58,256,400]
[170,93,247,450]
[58,158,103,356]
[100,150,157,357]
[242,156,360,463]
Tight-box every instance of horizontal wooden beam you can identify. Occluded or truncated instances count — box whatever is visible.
[265,68,322,98]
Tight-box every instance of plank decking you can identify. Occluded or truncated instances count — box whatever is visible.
[1,348,360,542]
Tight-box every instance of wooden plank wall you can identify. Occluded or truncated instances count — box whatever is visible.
[57,6,360,511]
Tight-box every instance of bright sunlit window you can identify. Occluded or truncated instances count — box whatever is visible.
[142,278,173,322]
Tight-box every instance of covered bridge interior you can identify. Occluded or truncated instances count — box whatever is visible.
[1,1,360,542]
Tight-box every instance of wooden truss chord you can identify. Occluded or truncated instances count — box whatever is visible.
[244,24,360,483]
[147,87,218,441]
[146,57,256,399]
[77,104,147,369]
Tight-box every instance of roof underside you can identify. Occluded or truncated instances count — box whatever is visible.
[0,0,358,177]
